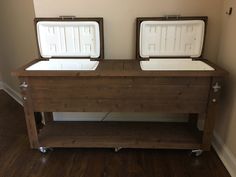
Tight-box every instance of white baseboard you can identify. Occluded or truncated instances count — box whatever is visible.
[2,82,23,106]
[213,132,236,177]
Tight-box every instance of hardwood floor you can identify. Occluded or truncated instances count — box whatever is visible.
[0,90,231,177]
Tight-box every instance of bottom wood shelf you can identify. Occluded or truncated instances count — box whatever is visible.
[38,122,202,149]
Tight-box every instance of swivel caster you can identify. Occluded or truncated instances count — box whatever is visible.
[38,147,52,154]
[114,147,122,152]
[191,149,203,157]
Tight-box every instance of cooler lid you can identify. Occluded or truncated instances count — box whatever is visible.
[137,17,207,59]
[35,18,104,59]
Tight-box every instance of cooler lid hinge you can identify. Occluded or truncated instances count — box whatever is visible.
[59,16,76,20]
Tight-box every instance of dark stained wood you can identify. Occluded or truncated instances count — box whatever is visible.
[0,90,231,177]
[188,113,199,128]
[28,77,210,113]
[44,112,54,124]
[12,59,228,77]
[33,99,207,113]
[38,122,202,149]
[12,58,227,150]
[20,77,39,148]
[202,77,223,150]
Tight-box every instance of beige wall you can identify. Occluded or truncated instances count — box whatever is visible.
[216,0,236,157]
[0,53,2,81]
[0,0,38,91]
[33,0,223,60]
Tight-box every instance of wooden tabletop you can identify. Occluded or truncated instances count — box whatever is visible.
[12,59,228,77]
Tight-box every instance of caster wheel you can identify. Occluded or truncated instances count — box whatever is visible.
[39,147,52,154]
[114,147,122,152]
[191,149,203,157]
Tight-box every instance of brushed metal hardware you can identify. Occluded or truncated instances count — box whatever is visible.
[59,16,76,20]
[20,82,28,88]
[39,147,53,153]
[212,98,217,103]
[212,82,221,93]
[39,147,47,153]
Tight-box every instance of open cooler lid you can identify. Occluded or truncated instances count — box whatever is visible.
[35,18,104,59]
[137,16,207,59]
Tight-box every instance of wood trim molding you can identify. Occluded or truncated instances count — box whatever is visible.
[213,132,236,177]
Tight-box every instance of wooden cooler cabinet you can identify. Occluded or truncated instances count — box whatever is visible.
[13,16,227,155]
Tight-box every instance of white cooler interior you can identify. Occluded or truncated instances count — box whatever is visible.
[140,20,205,58]
[37,21,101,58]
[27,20,102,71]
[140,59,214,71]
[139,19,214,71]
[26,59,99,71]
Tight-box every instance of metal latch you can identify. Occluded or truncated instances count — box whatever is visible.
[212,82,221,93]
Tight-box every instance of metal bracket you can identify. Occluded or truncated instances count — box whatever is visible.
[212,82,221,93]
[19,82,28,89]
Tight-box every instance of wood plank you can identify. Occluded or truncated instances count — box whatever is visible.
[28,77,210,113]
[38,122,202,149]
[29,77,211,86]
[31,87,209,100]
[33,99,208,113]
[202,77,223,150]
[43,112,54,124]
[12,60,228,77]
[20,78,39,148]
